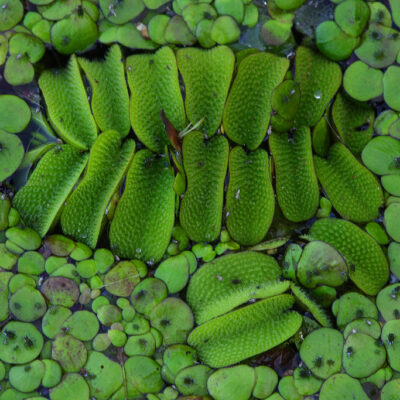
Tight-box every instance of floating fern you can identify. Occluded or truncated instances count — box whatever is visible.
[78,45,131,137]
[309,218,389,296]
[13,145,89,237]
[126,46,186,152]
[61,131,135,248]
[314,143,383,223]
[225,147,275,246]
[269,126,319,222]
[177,46,235,137]
[291,283,332,328]
[109,150,175,263]
[186,251,287,324]
[38,55,97,150]
[223,52,289,149]
[188,294,302,368]
[294,46,342,127]
[179,131,229,242]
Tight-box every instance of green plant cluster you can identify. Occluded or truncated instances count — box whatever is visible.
[0,0,262,86]
[315,0,400,110]
[2,0,400,399]
[0,44,400,399]
[1,198,399,399]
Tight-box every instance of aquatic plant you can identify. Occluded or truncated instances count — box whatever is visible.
[3,0,400,399]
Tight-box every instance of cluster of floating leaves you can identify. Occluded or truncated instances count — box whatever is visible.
[315,0,400,111]
[0,0,263,86]
[1,206,400,399]
[2,0,400,399]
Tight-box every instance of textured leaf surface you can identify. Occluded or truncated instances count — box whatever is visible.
[291,283,332,327]
[109,150,175,263]
[309,218,389,295]
[294,46,342,127]
[13,145,88,237]
[188,294,302,368]
[61,131,135,248]
[331,92,374,155]
[314,143,383,223]
[223,52,289,149]
[38,55,97,150]
[177,46,234,136]
[186,251,285,324]
[269,126,319,222]
[78,45,130,137]
[226,147,275,245]
[127,46,186,152]
[180,131,228,242]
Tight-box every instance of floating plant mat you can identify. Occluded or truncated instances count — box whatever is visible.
[2,0,400,399]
